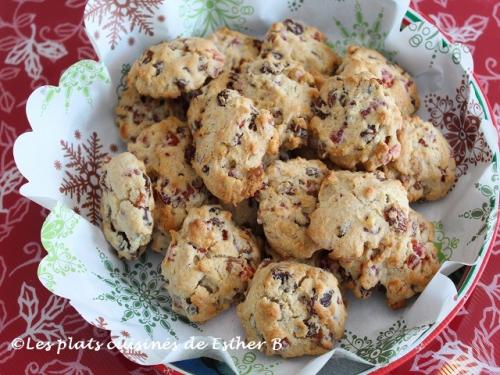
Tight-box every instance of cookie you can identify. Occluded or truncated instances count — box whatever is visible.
[260,19,340,80]
[238,56,319,150]
[100,152,154,260]
[208,27,261,70]
[115,80,187,143]
[129,38,225,99]
[383,116,456,201]
[307,170,411,261]
[161,205,261,322]
[128,117,209,252]
[236,261,347,358]
[310,73,402,171]
[337,45,419,115]
[258,158,329,259]
[191,88,279,205]
[340,209,440,308]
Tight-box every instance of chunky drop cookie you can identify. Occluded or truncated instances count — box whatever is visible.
[238,56,319,150]
[260,19,340,80]
[340,210,440,308]
[161,205,261,322]
[310,73,402,171]
[307,170,411,261]
[129,38,225,99]
[208,27,261,71]
[128,117,208,252]
[337,45,419,115]
[236,261,347,358]
[258,158,329,259]
[191,88,279,205]
[115,80,187,143]
[383,116,456,201]
[100,152,154,260]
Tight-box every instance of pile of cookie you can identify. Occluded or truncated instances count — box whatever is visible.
[100,19,455,358]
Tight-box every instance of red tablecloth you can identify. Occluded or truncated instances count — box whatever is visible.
[0,0,498,373]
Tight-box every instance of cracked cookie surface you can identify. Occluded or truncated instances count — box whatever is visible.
[238,56,319,150]
[310,73,402,171]
[307,170,411,261]
[383,115,456,201]
[236,261,346,358]
[128,117,209,252]
[340,210,440,308]
[337,45,419,115]
[100,152,154,260]
[129,38,225,99]
[208,27,261,71]
[115,80,187,143]
[190,88,279,205]
[260,19,340,81]
[161,205,261,322]
[258,158,329,259]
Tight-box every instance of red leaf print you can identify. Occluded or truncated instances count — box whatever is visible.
[15,13,36,29]
[0,36,20,51]
[54,23,80,39]
[36,40,67,60]
[0,91,15,113]
[0,67,20,81]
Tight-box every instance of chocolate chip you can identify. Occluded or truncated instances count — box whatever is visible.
[312,97,330,119]
[184,145,195,163]
[260,61,280,74]
[209,206,220,214]
[153,61,163,76]
[222,229,228,240]
[272,269,291,284]
[360,124,377,144]
[142,50,153,64]
[248,112,258,131]
[202,165,210,174]
[305,167,320,178]
[217,89,231,106]
[283,19,304,35]
[306,320,320,337]
[117,231,131,250]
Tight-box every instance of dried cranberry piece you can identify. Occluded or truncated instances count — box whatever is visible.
[165,132,180,146]
[175,78,188,90]
[330,128,344,144]
[384,206,408,232]
[222,229,229,240]
[184,145,195,163]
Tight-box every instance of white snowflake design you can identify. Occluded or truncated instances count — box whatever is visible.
[84,0,165,50]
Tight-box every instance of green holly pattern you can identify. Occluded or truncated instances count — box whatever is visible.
[42,60,110,112]
[179,0,255,37]
[39,203,86,291]
[93,250,200,339]
[432,221,459,262]
[340,320,427,364]
[460,154,499,245]
[331,2,395,57]
[405,20,467,68]
[232,352,279,375]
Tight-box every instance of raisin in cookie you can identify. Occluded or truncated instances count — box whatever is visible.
[115,80,187,143]
[340,209,440,308]
[338,45,419,115]
[191,89,279,205]
[307,170,411,261]
[129,38,225,99]
[310,73,402,171]
[161,205,261,322]
[258,158,329,259]
[236,261,346,358]
[260,19,340,81]
[208,27,261,70]
[238,56,319,150]
[128,118,208,252]
[100,152,154,260]
[383,116,456,201]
